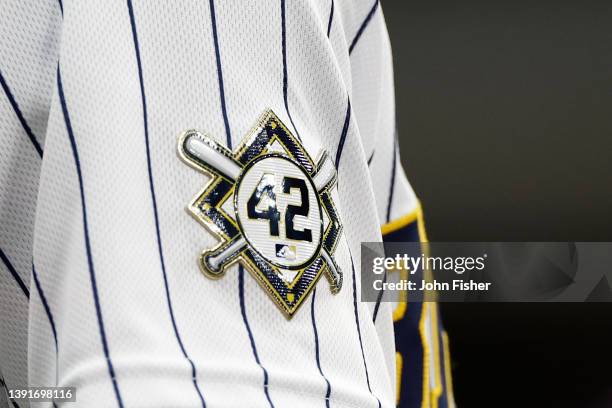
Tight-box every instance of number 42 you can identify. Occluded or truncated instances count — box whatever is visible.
[246,174,312,242]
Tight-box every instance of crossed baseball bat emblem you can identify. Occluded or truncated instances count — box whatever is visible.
[178,121,343,294]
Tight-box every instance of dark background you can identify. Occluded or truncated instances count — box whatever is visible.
[382,1,612,407]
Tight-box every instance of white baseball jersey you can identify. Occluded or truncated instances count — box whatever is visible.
[1,1,453,407]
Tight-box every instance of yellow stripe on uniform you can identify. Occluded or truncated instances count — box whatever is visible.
[442,331,457,408]
[381,206,419,236]
[381,202,428,241]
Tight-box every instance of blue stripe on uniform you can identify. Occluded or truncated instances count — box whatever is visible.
[126,1,206,406]
[32,263,58,350]
[326,0,335,37]
[0,70,43,157]
[348,250,381,408]
[280,4,334,405]
[367,149,375,166]
[385,138,397,223]
[371,270,386,323]
[348,0,380,55]
[57,67,124,408]
[334,98,351,170]
[0,248,29,299]
[209,0,232,147]
[239,266,275,408]
[206,4,275,406]
[310,289,332,408]
[32,262,61,408]
[280,0,302,141]
[1,377,20,408]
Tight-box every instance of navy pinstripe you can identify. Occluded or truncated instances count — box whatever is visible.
[310,289,332,408]
[349,0,380,55]
[0,71,43,157]
[32,263,60,408]
[32,263,61,408]
[326,0,335,37]
[385,138,397,223]
[375,133,396,322]
[348,250,381,408]
[32,263,57,350]
[371,270,386,323]
[367,149,375,166]
[1,377,19,408]
[209,0,232,147]
[279,6,334,403]
[126,1,206,406]
[334,98,352,170]
[0,248,29,299]
[6,388,19,408]
[57,67,124,408]
[239,267,275,408]
[333,97,382,405]
[207,4,274,405]
[280,0,302,141]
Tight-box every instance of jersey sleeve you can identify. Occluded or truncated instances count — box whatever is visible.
[369,136,424,241]
[2,1,401,407]
[370,136,457,408]
[3,1,454,407]
[356,5,456,407]
[0,0,62,403]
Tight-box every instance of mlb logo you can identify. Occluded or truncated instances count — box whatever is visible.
[275,244,297,261]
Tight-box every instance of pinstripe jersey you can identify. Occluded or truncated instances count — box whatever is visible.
[1,1,453,407]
